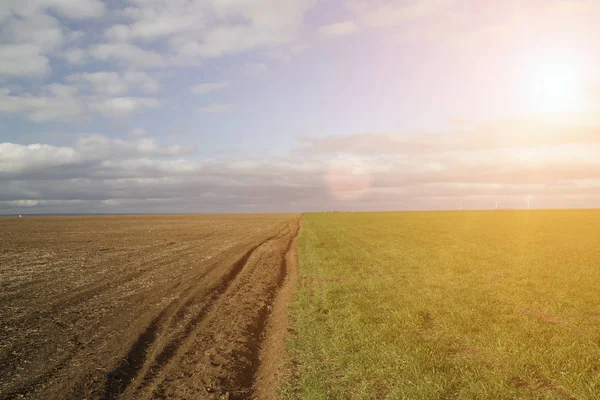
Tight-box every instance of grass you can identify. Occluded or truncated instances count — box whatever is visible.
[284,210,600,399]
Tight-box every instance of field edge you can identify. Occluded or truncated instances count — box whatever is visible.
[253,216,302,400]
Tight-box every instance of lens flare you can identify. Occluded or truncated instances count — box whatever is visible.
[325,157,371,201]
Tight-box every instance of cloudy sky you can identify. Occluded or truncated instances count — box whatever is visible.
[1,0,599,214]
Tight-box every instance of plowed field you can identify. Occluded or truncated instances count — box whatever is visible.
[0,214,300,400]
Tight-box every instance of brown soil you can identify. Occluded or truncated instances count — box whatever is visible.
[252,220,300,400]
[0,214,300,400]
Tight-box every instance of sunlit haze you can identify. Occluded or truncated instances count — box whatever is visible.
[1,0,599,213]
[529,52,582,114]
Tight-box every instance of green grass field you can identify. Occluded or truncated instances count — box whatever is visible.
[285,210,600,399]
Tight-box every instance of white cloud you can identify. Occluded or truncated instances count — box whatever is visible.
[0,85,84,122]
[0,85,160,122]
[103,24,132,42]
[7,200,41,207]
[0,142,77,172]
[72,135,192,159]
[0,13,64,52]
[1,0,105,21]
[0,45,50,77]
[198,103,232,113]
[2,1,600,213]
[98,0,317,65]
[0,0,104,78]
[130,128,147,137]
[66,30,85,42]
[67,71,159,95]
[61,48,87,64]
[319,21,358,37]
[191,81,229,95]
[1,0,318,82]
[38,0,105,19]
[0,135,193,178]
[120,9,200,41]
[90,97,160,118]
[0,135,324,213]
[2,127,600,213]
[90,43,167,68]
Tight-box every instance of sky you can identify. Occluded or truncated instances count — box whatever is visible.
[1,0,599,214]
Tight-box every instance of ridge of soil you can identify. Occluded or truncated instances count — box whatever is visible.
[252,219,301,400]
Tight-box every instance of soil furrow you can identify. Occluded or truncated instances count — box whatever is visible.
[137,236,280,385]
[102,295,182,399]
[105,223,295,399]
[253,218,301,400]
[139,218,300,399]
[103,235,277,399]
[229,218,300,397]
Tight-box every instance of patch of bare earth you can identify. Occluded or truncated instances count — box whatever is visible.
[0,214,300,400]
[509,374,581,400]
[252,220,300,400]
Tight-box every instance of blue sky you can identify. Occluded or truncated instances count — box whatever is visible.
[1,0,600,213]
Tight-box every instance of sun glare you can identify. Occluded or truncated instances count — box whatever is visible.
[530,56,581,114]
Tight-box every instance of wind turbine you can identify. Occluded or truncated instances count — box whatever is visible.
[460,200,463,211]
[526,198,531,210]
[495,201,500,210]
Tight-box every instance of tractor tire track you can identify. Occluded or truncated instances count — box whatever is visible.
[126,217,300,399]
[103,222,296,399]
